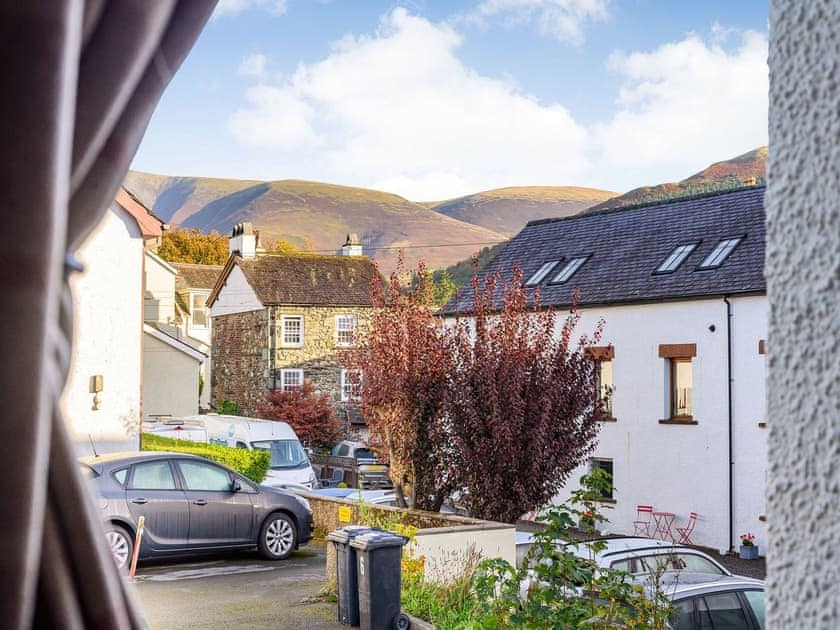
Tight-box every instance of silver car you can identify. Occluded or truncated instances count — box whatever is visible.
[79,451,314,570]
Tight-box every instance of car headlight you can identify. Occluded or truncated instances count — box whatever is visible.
[308,472,317,488]
[292,493,311,512]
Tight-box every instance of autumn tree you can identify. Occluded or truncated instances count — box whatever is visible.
[158,228,230,264]
[345,258,455,511]
[446,269,606,523]
[256,381,345,450]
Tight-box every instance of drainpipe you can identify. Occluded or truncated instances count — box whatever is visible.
[724,295,734,553]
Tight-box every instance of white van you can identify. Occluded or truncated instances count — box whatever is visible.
[183,414,318,489]
[142,417,208,443]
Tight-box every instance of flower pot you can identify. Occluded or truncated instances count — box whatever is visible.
[739,545,759,560]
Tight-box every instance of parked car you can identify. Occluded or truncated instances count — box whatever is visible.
[79,452,314,570]
[567,536,733,576]
[637,571,765,629]
[310,440,392,489]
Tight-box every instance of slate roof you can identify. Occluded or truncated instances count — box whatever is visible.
[442,185,766,314]
[173,263,224,292]
[209,253,377,307]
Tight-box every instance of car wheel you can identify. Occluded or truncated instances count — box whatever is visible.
[106,524,133,571]
[258,513,297,560]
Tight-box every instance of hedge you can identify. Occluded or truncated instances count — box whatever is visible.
[141,434,271,484]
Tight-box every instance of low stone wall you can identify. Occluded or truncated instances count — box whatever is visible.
[303,492,515,584]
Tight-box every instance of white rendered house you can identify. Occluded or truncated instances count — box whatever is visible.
[443,186,768,553]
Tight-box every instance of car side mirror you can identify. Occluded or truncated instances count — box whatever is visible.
[231,479,242,492]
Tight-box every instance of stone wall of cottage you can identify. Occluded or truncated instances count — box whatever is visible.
[211,305,371,418]
[211,309,269,415]
[269,305,371,407]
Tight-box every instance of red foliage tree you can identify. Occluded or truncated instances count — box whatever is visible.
[446,268,606,523]
[345,258,454,511]
[256,381,345,450]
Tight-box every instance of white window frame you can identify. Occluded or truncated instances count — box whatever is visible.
[279,369,304,392]
[655,242,699,274]
[191,291,209,329]
[550,256,589,284]
[698,236,743,269]
[280,315,304,348]
[335,314,358,347]
[340,369,362,402]
[526,261,559,286]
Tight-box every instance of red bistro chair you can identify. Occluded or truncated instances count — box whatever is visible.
[676,512,698,545]
[633,505,654,537]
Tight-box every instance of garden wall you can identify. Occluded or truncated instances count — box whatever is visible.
[303,492,515,584]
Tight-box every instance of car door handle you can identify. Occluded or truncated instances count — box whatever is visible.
[193,499,208,506]
[131,498,147,505]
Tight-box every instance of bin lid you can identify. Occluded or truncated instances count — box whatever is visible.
[349,530,408,551]
[326,525,376,544]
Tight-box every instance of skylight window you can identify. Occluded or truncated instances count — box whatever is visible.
[698,237,743,269]
[526,261,559,285]
[550,256,588,284]
[655,243,698,274]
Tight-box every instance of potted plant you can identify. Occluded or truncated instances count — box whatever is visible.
[739,533,758,559]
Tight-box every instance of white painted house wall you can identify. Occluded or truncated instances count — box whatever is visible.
[210,265,263,317]
[63,203,143,455]
[144,251,177,323]
[550,296,768,553]
[142,329,203,418]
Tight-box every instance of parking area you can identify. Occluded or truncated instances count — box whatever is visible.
[132,541,342,629]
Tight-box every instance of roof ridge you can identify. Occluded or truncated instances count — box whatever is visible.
[526,184,766,227]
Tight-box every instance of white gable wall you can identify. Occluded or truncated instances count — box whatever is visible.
[551,296,768,553]
[142,332,202,418]
[63,203,143,454]
[144,251,177,323]
[210,265,263,317]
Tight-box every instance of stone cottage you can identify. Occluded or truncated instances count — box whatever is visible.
[207,224,376,428]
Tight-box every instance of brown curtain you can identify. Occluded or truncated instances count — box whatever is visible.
[0,2,215,628]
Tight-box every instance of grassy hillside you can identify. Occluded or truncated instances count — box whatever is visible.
[123,172,508,273]
[587,147,766,212]
[428,186,616,236]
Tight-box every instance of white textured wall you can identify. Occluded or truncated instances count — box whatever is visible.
[63,204,143,454]
[144,253,176,323]
[767,2,840,625]
[511,296,766,553]
[413,525,516,583]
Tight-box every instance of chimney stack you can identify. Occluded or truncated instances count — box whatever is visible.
[230,222,257,259]
[340,233,363,257]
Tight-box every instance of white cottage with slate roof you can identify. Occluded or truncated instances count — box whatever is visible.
[443,185,768,554]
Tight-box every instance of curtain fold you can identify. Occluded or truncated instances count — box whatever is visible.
[0,2,215,628]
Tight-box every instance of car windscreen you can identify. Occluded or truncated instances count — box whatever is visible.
[355,448,375,460]
[251,439,309,469]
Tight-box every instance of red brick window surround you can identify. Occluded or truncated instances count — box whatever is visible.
[659,343,697,425]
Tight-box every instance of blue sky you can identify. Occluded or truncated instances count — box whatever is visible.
[132,0,769,200]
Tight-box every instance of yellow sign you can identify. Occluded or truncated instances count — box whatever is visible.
[338,505,352,523]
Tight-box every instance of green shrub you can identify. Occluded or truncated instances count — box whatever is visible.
[141,434,270,483]
[216,398,240,415]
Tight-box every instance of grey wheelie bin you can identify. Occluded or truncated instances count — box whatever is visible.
[350,530,409,630]
[327,526,375,626]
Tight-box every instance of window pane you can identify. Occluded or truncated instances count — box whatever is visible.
[551,257,587,284]
[341,369,362,401]
[130,461,176,490]
[657,243,698,273]
[702,592,749,628]
[671,599,694,630]
[526,261,558,285]
[744,590,765,630]
[699,237,742,269]
[590,459,613,499]
[282,316,303,345]
[336,315,357,346]
[598,360,613,415]
[281,370,303,391]
[192,293,208,327]
[113,468,128,485]
[179,461,232,491]
[672,359,693,416]
[677,554,726,574]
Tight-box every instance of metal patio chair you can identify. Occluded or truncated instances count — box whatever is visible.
[320,468,345,488]
[676,512,698,545]
[633,504,655,537]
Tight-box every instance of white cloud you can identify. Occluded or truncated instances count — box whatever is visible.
[228,8,590,199]
[593,30,768,185]
[238,53,268,77]
[215,0,287,17]
[467,0,609,44]
[226,10,767,199]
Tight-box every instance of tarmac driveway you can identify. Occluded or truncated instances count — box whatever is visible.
[132,541,342,629]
